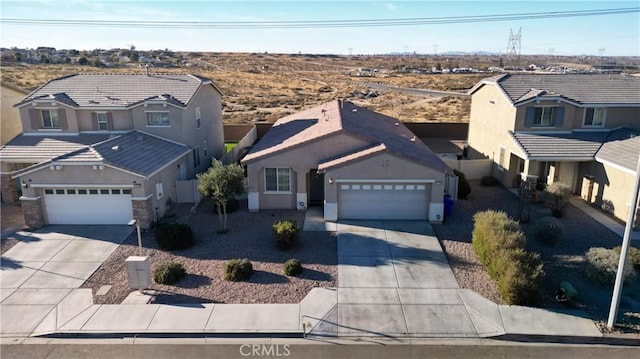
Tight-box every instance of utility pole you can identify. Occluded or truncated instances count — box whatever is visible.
[607,153,640,328]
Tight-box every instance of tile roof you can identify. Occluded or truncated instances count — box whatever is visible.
[15,73,221,109]
[0,133,112,162]
[510,127,640,171]
[595,128,640,173]
[56,131,190,177]
[243,100,450,172]
[470,74,640,105]
[510,131,611,161]
[8,131,189,178]
[317,144,387,171]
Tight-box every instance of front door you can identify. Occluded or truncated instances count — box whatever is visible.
[308,170,324,206]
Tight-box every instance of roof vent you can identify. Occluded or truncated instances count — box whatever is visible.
[111,145,122,152]
[410,136,416,142]
[352,109,357,113]
[395,122,399,126]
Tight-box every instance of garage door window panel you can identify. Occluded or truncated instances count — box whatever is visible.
[265,168,290,193]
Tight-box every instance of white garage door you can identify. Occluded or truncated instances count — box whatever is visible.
[338,183,429,220]
[44,188,134,225]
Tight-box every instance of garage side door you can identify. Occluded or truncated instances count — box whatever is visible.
[44,188,134,225]
[338,183,429,220]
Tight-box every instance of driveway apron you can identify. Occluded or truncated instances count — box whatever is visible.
[1,225,131,336]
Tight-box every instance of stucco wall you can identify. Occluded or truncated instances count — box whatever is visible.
[468,84,516,158]
[591,163,636,223]
[245,132,370,209]
[1,85,26,144]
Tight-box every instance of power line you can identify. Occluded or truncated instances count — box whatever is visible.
[1,7,638,29]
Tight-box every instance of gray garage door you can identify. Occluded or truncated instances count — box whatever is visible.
[338,183,429,220]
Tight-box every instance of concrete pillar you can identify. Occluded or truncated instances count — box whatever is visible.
[1,173,19,203]
[21,196,45,229]
[132,197,154,229]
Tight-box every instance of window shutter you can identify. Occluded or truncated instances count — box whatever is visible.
[106,112,114,130]
[524,107,535,128]
[91,112,98,131]
[554,107,564,127]
[29,109,40,129]
[58,109,68,130]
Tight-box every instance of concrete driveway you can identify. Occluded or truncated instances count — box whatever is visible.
[318,220,602,338]
[332,220,479,337]
[1,225,132,336]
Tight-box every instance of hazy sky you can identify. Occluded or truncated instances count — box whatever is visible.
[1,0,639,56]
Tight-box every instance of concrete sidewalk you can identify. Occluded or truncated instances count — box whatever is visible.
[570,198,640,241]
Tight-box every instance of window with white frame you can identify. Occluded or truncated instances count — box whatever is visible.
[533,107,556,126]
[195,107,201,128]
[146,111,170,126]
[497,146,506,171]
[96,112,108,131]
[41,109,59,128]
[265,168,290,192]
[583,108,606,127]
[156,182,164,200]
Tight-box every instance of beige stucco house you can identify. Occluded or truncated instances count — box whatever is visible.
[0,73,224,228]
[241,100,451,222]
[1,82,28,145]
[467,73,640,224]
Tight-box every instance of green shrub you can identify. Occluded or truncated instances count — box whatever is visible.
[273,220,299,249]
[223,258,253,281]
[283,258,303,276]
[544,183,571,218]
[613,246,640,270]
[481,175,498,186]
[154,222,194,251]
[454,169,471,200]
[153,262,186,285]
[471,210,544,305]
[534,216,565,246]
[585,247,637,286]
[472,210,524,265]
[495,249,544,305]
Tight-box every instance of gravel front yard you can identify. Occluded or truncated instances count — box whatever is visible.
[434,180,640,333]
[82,200,337,304]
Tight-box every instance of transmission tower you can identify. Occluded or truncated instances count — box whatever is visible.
[506,27,522,68]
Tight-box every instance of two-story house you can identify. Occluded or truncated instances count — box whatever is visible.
[0,73,224,228]
[467,73,640,223]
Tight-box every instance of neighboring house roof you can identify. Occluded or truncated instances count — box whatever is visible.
[468,74,640,105]
[12,131,190,179]
[1,82,30,95]
[0,133,112,163]
[510,128,640,169]
[509,131,610,161]
[242,100,450,173]
[15,73,223,109]
[595,128,640,174]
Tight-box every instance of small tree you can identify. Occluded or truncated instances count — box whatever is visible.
[197,160,245,232]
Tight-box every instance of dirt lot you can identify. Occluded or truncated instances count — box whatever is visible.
[434,181,640,333]
[1,53,482,124]
[81,200,337,304]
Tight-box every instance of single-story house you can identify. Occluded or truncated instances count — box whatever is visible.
[241,100,452,222]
